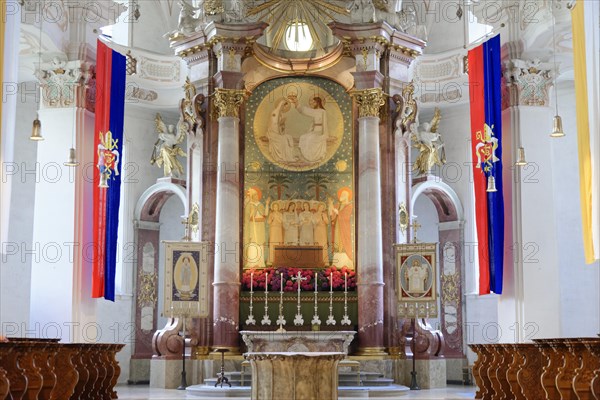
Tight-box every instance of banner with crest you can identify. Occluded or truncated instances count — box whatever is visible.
[92,39,126,301]
[468,35,505,295]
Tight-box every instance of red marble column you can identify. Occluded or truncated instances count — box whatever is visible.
[353,83,386,355]
[212,86,246,352]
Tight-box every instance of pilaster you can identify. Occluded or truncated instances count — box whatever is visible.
[29,59,97,340]
[502,56,560,341]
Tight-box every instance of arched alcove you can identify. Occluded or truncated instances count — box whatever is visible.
[129,180,186,382]
[411,180,465,363]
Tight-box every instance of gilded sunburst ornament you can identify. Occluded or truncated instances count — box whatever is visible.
[246,0,349,51]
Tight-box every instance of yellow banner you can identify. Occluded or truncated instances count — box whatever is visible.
[0,1,5,147]
[571,0,596,263]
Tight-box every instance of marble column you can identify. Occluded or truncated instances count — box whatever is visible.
[353,88,386,355]
[212,88,246,352]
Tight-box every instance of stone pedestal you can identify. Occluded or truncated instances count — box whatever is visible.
[149,358,203,389]
[402,359,447,389]
[246,352,345,400]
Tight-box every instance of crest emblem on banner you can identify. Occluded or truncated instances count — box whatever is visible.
[97,131,120,188]
[475,123,499,172]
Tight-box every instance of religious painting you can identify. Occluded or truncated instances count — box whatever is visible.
[395,242,438,302]
[163,241,210,317]
[244,77,354,270]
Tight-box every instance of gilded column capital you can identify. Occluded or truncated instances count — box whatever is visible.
[213,88,247,119]
[353,88,386,119]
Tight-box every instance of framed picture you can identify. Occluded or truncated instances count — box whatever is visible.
[395,242,437,302]
[163,241,210,318]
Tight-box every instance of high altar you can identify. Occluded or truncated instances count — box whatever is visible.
[136,1,461,391]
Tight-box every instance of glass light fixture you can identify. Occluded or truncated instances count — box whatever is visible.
[285,22,313,52]
[550,0,565,138]
[64,147,79,167]
[515,146,528,166]
[64,106,79,167]
[30,17,44,141]
[486,176,497,192]
[29,116,43,141]
[550,115,565,137]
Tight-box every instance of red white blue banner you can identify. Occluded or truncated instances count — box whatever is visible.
[92,39,126,301]
[468,35,505,295]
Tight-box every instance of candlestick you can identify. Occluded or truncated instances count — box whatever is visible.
[329,274,333,292]
[276,273,286,331]
[246,271,256,325]
[292,271,307,326]
[326,273,336,325]
[340,272,351,326]
[311,274,321,326]
[261,271,271,325]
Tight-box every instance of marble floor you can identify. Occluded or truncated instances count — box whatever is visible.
[116,384,477,399]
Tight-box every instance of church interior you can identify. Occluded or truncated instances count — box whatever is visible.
[1,0,599,399]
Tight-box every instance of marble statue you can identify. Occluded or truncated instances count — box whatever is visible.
[347,0,376,23]
[151,113,187,177]
[411,108,446,175]
[177,0,201,35]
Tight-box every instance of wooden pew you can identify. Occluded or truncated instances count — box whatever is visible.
[0,340,124,400]
[471,339,600,400]
[515,343,545,400]
[505,344,526,400]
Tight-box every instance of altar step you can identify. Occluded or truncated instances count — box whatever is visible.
[202,371,395,388]
[188,371,409,398]
[187,385,410,399]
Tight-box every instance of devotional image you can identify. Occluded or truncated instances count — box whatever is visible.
[243,77,354,271]
[172,250,200,301]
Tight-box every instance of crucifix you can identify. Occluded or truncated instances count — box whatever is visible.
[291,271,307,326]
[409,218,421,244]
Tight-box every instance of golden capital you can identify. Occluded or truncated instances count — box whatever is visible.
[213,88,247,119]
[352,88,386,119]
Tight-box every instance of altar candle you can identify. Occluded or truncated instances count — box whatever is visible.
[250,272,254,293]
[265,271,269,293]
[344,272,348,292]
[329,274,333,293]
[280,273,284,293]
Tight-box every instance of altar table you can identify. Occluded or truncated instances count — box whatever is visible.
[240,330,356,354]
[272,245,326,268]
[245,352,345,400]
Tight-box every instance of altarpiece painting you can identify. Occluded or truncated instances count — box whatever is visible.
[243,77,354,270]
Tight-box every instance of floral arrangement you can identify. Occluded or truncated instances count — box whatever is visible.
[241,266,356,292]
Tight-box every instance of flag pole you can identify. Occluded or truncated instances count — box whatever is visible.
[409,317,420,390]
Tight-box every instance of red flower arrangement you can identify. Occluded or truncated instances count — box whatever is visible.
[241,266,356,291]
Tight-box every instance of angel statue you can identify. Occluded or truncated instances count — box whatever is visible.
[151,113,187,177]
[411,108,446,175]
[177,0,201,35]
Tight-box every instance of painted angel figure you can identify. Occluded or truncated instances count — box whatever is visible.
[411,108,446,175]
[151,113,187,177]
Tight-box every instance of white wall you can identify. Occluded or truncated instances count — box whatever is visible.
[0,92,38,336]
[553,81,600,337]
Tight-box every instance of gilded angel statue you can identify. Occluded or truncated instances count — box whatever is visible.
[151,113,187,177]
[411,108,446,175]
